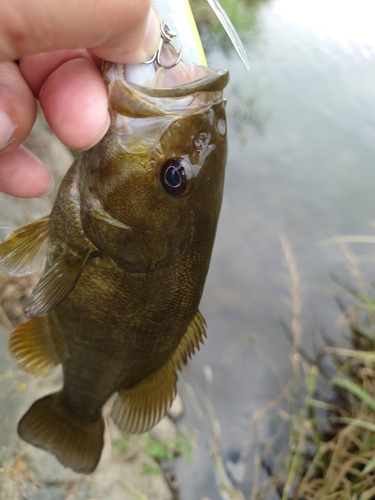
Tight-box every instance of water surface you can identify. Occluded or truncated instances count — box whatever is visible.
[175,1,375,498]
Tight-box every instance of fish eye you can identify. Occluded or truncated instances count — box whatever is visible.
[160,159,188,196]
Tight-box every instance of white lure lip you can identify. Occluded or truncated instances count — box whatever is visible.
[206,0,250,70]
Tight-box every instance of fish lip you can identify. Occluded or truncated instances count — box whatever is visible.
[103,61,229,98]
[127,68,230,98]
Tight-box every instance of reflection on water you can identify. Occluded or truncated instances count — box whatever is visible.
[275,0,375,57]
[175,0,375,498]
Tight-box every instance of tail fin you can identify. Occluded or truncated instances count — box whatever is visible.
[18,392,104,474]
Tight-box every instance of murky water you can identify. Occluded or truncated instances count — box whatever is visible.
[175,1,375,498]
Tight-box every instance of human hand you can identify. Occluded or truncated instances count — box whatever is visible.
[0,0,159,197]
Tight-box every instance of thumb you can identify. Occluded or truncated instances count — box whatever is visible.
[0,0,159,64]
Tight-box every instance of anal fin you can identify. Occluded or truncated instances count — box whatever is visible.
[26,248,91,317]
[0,216,50,276]
[111,311,207,434]
[9,316,60,376]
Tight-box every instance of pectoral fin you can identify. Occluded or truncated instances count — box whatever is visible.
[0,217,50,276]
[9,316,60,376]
[111,311,207,434]
[26,248,91,317]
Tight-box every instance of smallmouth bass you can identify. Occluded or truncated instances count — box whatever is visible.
[0,6,229,474]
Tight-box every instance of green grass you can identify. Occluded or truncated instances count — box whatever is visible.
[113,424,196,470]
[140,425,196,465]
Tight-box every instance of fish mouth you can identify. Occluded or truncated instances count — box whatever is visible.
[127,68,229,98]
[102,52,228,152]
[104,61,229,120]
[102,40,229,101]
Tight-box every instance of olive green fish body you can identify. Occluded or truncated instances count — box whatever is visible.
[52,96,226,407]
[0,55,228,473]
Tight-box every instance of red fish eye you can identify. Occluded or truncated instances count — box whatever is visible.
[160,159,187,196]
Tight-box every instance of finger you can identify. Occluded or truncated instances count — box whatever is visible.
[0,62,36,153]
[0,0,159,64]
[39,58,110,150]
[19,49,98,97]
[89,8,160,64]
[20,51,109,149]
[0,146,52,198]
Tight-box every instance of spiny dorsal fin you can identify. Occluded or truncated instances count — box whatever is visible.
[0,217,50,276]
[26,248,91,317]
[111,311,207,434]
[18,392,104,474]
[9,316,60,376]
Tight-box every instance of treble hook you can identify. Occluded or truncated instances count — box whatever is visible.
[145,20,183,69]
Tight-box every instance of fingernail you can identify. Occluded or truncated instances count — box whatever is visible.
[141,8,160,60]
[0,111,14,150]
[43,173,55,197]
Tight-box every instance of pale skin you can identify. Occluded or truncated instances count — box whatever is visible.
[0,0,160,197]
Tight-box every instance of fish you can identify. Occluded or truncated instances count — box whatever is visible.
[0,0,232,474]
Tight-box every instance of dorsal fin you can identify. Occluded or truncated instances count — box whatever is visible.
[0,217,50,276]
[9,316,60,376]
[111,311,207,434]
[26,248,91,317]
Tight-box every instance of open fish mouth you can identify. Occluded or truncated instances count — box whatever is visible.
[106,66,229,119]
[103,58,229,97]
[102,44,229,153]
[101,14,229,141]
[103,58,229,114]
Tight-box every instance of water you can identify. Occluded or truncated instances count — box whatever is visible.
[175,1,375,498]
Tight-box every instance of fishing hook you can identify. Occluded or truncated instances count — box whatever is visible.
[145,20,183,69]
